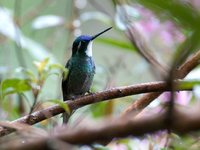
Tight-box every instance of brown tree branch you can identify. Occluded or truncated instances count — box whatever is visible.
[0,80,192,136]
[0,50,199,137]
[2,105,200,150]
[0,51,199,137]
[122,50,200,116]
[126,25,168,77]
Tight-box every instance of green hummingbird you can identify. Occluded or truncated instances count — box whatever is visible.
[62,27,112,123]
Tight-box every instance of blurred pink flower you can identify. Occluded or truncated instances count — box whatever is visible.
[138,19,160,33]
[191,0,200,9]
[161,91,192,105]
[120,4,186,57]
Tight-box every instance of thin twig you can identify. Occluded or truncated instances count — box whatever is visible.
[121,50,200,116]
[3,104,200,150]
[0,50,199,136]
[115,0,168,77]
[0,80,192,136]
[126,26,168,77]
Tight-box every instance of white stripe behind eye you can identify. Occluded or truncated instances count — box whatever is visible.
[86,41,93,57]
[77,41,81,50]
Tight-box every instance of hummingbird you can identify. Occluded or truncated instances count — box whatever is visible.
[62,27,112,123]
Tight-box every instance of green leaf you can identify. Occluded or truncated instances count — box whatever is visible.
[2,99,21,119]
[48,99,71,114]
[118,139,132,150]
[48,63,66,71]
[48,64,69,79]
[97,37,136,52]
[90,102,108,118]
[1,78,32,99]
[178,80,200,89]
[34,58,49,74]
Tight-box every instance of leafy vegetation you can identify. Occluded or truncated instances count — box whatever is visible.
[0,0,200,149]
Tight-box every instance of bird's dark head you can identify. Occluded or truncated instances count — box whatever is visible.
[72,35,92,57]
[71,27,112,57]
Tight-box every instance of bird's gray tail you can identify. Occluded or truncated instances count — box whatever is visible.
[62,93,71,124]
[63,112,70,124]
[63,110,76,124]
[62,93,76,124]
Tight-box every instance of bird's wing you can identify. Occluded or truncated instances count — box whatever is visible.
[91,58,96,73]
[62,59,72,100]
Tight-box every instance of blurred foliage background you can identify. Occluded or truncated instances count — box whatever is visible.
[0,0,200,149]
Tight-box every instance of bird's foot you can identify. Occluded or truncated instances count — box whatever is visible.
[71,96,76,100]
[87,90,94,95]
[71,95,84,100]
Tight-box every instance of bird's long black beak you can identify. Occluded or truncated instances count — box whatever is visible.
[91,27,112,40]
